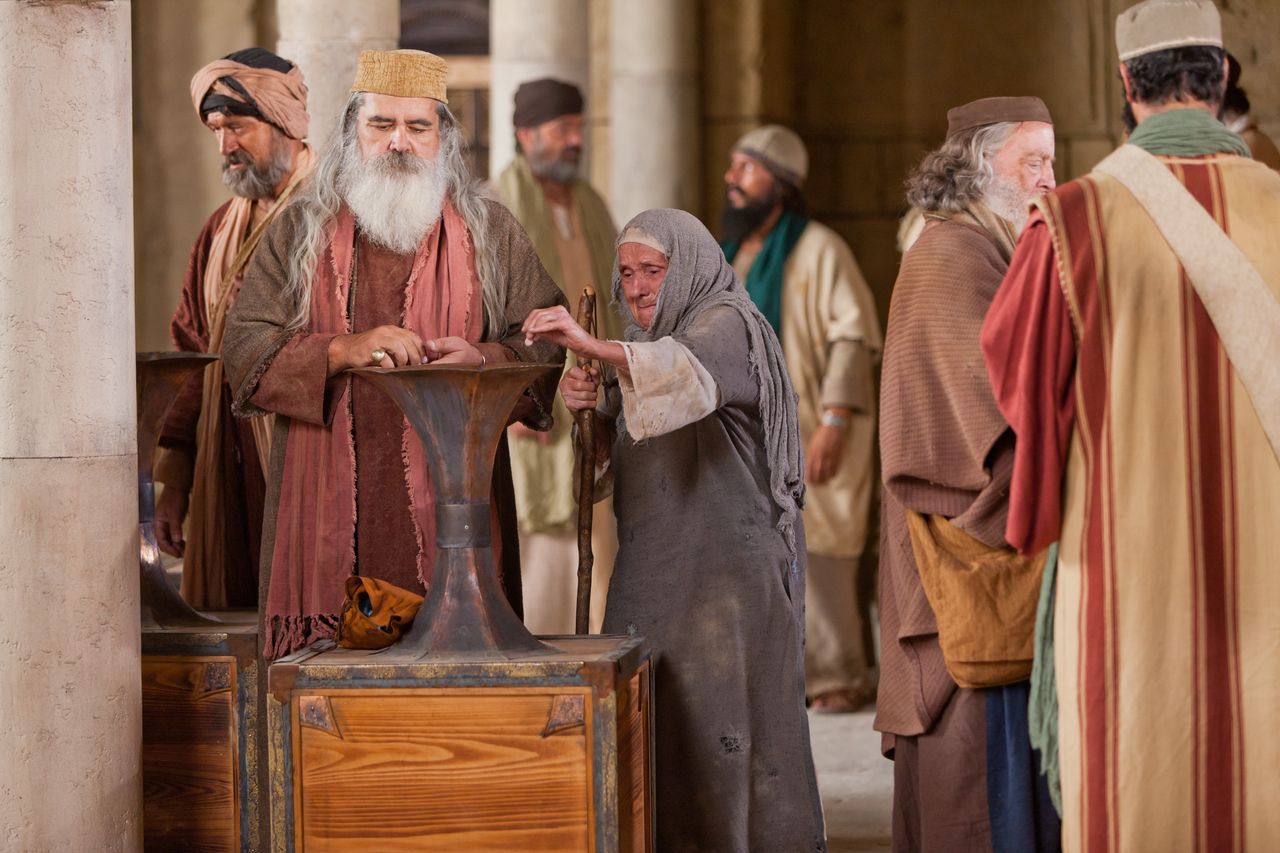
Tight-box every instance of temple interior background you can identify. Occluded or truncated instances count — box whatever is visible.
[2,0,1276,849]
[131,0,1280,351]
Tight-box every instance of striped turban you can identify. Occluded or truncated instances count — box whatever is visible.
[190,47,310,141]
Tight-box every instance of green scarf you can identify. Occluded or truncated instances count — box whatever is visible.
[1028,542,1061,815]
[1127,107,1252,158]
[720,208,809,339]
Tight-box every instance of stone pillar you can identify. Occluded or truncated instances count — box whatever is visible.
[276,0,400,147]
[608,0,700,223]
[488,0,590,180]
[0,1,141,849]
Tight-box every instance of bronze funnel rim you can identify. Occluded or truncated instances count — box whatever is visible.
[347,362,558,377]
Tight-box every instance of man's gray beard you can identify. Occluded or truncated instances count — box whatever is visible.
[222,140,290,200]
[338,148,447,254]
[527,151,579,185]
[985,174,1038,235]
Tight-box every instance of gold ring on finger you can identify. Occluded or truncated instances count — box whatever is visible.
[371,348,387,364]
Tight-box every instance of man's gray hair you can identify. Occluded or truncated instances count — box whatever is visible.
[282,93,500,333]
[905,122,1019,214]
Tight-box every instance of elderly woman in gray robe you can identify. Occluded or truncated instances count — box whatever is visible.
[523,208,826,852]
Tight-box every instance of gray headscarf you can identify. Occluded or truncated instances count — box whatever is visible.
[613,208,805,554]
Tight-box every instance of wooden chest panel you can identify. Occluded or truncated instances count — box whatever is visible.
[293,689,591,851]
[142,620,263,851]
[616,663,652,853]
[142,655,238,852]
[268,635,653,852]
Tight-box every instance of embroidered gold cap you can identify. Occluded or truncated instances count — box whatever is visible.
[350,49,449,103]
[1116,0,1222,62]
[733,125,809,185]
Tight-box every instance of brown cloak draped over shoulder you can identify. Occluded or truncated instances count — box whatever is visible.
[875,204,1018,749]
[222,197,565,658]
[161,201,267,609]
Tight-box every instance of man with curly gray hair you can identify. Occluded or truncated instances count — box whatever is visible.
[876,97,1060,851]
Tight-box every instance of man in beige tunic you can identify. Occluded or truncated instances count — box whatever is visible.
[719,125,882,711]
[494,78,619,633]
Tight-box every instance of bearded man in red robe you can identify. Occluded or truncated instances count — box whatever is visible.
[156,47,313,609]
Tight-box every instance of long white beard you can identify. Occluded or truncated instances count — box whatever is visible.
[986,174,1038,235]
[339,148,447,254]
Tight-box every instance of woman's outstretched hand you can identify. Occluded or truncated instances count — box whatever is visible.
[522,305,600,358]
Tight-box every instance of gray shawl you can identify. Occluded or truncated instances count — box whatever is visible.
[613,208,805,555]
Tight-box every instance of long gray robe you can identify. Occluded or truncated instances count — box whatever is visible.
[599,209,825,852]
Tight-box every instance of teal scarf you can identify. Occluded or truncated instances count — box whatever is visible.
[1127,107,1252,158]
[721,208,809,339]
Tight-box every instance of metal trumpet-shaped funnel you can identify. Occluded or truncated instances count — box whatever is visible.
[136,352,220,628]
[350,362,560,657]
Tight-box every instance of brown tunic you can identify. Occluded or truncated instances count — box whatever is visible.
[349,236,419,586]
[876,213,1016,851]
[876,216,1016,744]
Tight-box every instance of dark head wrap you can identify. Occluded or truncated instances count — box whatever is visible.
[614,209,805,555]
[513,78,584,128]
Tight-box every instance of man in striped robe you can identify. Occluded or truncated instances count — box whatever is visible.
[982,1,1280,850]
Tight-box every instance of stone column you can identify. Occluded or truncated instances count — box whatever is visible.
[276,0,400,147]
[608,0,700,223]
[0,1,141,849]
[488,0,590,180]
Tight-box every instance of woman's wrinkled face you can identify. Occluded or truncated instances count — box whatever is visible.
[617,242,669,330]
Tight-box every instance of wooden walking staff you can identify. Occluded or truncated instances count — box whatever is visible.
[574,286,598,635]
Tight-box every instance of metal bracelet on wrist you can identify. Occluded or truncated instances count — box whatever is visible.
[820,410,849,429]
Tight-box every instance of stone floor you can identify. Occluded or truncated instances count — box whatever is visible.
[810,708,894,852]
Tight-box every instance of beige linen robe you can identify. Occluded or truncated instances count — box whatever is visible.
[781,220,882,559]
[985,153,1280,853]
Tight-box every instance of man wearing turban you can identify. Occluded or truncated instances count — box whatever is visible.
[493,78,620,635]
[221,50,566,659]
[155,47,314,610]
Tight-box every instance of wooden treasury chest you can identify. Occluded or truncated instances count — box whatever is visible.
[141,618,267,851]
[266,634,654,852]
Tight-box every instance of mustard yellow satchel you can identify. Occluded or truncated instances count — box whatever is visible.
[336,575,424,650]
[906,511,1046,688]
